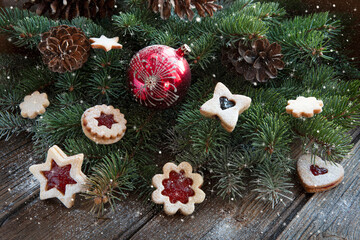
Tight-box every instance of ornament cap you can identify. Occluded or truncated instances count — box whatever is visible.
[176,44,191,57]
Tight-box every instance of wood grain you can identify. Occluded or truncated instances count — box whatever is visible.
[0,194,157,240]
[277,140,360,240]
[0,133,31,158]
[0,143,40,222]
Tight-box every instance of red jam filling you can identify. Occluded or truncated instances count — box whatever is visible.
[161,170,195,204]
[310,165,328,176]
[41,160,77,195]
[95,112,117,129]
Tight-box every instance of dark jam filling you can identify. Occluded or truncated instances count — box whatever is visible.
[41,160,77,195]
[310,165,328,176]
[219,97,235,110]
[95,112,117,129]
[161,170,195,204]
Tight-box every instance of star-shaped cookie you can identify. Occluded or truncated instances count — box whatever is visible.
[200,82,251,132]
[29,145,87,208]
[19,91,50,119]
[286,96,323,118]
[89,35,123,52]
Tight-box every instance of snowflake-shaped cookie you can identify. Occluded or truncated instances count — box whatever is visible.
[89,35,123,52]
[19,91,50,119]
[29,145,87,208]
[286,96,323,118]
[200,82,251,132]
[152,162,205,215]
[81,105,127,144]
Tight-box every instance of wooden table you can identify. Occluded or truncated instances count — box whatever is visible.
[0,129,359,239]
[1,1,360,239]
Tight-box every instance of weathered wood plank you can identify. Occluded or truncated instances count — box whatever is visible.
[0,194,157,240]
[0,142,39,221]
[0,133,31,158]
[128,148,306,240]
[277,140,360,240]
[0,141,157,239]
[129,129,360,240]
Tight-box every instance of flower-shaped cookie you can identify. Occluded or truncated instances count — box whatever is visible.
[81,105,127,144]
[200,82,251,132]
[286,96,323,118]
[29,145,87,208]
[19,91,50,119]
[89,35,123,52]
[152,162,205,215]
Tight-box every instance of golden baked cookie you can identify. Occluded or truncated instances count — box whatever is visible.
[286,96,323,118]
[19,91,50,119]
[152,162,205,215]
[297,154,344,193]
[81,105,127,144]
[200,82,251,132]
[89,35,123,52]
[29,145,87,208]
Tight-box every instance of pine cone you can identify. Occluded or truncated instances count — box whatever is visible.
[223,39,285,83]
[23,0,115,20]
[148,0,222,21]
[38,25,91,73]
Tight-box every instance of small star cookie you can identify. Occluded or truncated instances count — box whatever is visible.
[89,35,123,52]
[152,162,205,215]
[29,145,87,208]
[19,91,50,119]
[200,82,251,132]
[286,96,323,118]
[297,154,344,193]
[81,105,127,144]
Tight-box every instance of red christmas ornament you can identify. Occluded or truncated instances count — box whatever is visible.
[128,44,191,109]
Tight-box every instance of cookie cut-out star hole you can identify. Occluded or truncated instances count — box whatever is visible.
[219,96,235,110]
[161,170,195,204]
[95,112,118,129]
[41,160,77,195]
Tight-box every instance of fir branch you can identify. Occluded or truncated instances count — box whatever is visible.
[219,14,268,41]
[210,146,252,200]
[85,70,124,103]
[252,156,293,208]
[0,111,31,140]
[84,152,138,215]
[0,8,36,29]
[35,104,86,144]
[0,87,23,112]
[293,116,353,162]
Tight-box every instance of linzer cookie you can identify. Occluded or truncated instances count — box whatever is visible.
[286,96,323,118]
[81,105,127,144]
[19,91,50,119]
[297,154,344,193]
[200,82,251,132]
[152,162,205,215]
[29,145,87,208]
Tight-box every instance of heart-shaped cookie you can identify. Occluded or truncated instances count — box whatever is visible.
[297,154,344,193]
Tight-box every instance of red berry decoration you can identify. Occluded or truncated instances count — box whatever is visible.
[128,44,192,109]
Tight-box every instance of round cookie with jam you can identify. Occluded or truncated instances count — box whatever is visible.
[81,105,127,144]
